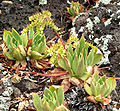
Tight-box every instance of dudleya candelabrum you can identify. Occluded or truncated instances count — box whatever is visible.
[3,27,46,67]
[3,28,27,65]
[58,35,103,81]
[32,86,68,111]
[84,70,116,105]
[67,1,85,17]
[3,10,59,68]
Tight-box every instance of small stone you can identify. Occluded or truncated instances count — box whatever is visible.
[39,0,47,5]
[0,63,4,70]
[0,10,1,15]
[94,16,100,24]
[104,18,112,27]
[2,1,13,4]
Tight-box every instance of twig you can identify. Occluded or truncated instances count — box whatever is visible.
[24,71,69,77]
[55,31,65,49]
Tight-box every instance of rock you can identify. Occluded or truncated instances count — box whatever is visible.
[0,78,13,111]
[12,86,22,98]
[2,1,13,4]
[0,82,5,95]
[0,10,1,15]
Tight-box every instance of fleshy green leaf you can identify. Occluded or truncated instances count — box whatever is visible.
[100,83,110,97]
[42,101,52,111]
[30,51,44,60]
[75,54,85,78]
[18,45,26,57]
[49,86,57,100]
[80,72,91,81]
[29,27,34,40]
[3,47,15,60]
[91,81,97,97]
[44,87,54,102]
[56,86,64,106]
[95,83,101,96]
[68,44,73,57]
[87,48,94,66]
[67,51,74,67]
[32,33,46,54]
[106,77,116,91]
[94,95,104,103]
[34,40,46,54]
[21,32,28,47]
[32,93,42,111]
[49,100,56,111]
[32,33,43,47]
[92,71,99,83]
[72,55,79,74]
[79,35,85,54]
[13,48,25,61]
[84,83,92,96]
[92,53,102,65]
[58,54,72,75]
[105,77,116,97]
[3,30,11,48]
[82,43,88,62]
[12,28,22,45]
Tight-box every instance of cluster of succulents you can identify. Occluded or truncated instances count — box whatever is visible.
[3,10,64,68]
[2,7,117,111]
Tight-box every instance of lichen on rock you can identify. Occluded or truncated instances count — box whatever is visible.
[0,78,13,111]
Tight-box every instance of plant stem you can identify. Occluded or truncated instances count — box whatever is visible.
[39,60,50,65]
[55,31,65,49]
[24,71,69,77]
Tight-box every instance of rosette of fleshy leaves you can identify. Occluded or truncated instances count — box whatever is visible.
[32,86,69,111]
[3,10,60,68]
[3,28,26,61]
[3,27,46,68]
[67,1,85,17]
[84,70,116,105]
[58,35,103,81]
[27,28,46,60]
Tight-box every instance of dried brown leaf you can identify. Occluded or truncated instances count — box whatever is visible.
[69,77,83,88]
[61,78,71,93]
[11,75,22,83]
[87,96,97,104]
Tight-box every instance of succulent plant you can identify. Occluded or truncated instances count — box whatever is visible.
[26,27,46,60]
[67,1,85,17]
[3,10,60,68]
[84,70,116,105]
[58,35,102,81]
[3,28,27,61]
[32,86,68,111]
[3,27,46,67]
